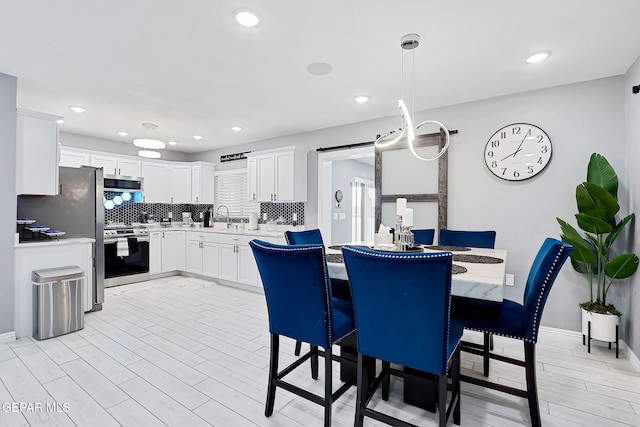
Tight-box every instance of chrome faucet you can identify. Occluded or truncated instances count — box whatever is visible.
[216,205,230,228]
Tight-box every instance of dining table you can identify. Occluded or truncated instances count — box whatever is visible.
[326,243,508,412]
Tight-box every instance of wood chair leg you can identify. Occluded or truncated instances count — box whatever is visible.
[381,361,390,401]
[437,375,447,427]
[324,345,333,427]
[483,332,490,376]
[265,333,279,417]
[453,349,461,425]
[311,345,319,380]
[354,353,365,427]
[294,340,302,356]
[524,341,541,427]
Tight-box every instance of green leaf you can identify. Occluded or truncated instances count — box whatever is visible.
[576,182,619,221]
[571,258,597,274]
[605,213,635,247]
[587,153,618,199]
[575,213,613,234]
[605,254,639,279]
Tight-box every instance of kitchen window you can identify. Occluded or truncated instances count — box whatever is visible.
[214,169,260,217]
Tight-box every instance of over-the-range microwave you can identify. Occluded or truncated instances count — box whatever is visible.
[104,174,144,192]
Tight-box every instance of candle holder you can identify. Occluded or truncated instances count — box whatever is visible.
[394,215,415,251]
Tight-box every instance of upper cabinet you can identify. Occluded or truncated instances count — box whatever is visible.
[191,162,215,204]
[140,161,169,203]
[246,147,307,202]
[16,109,62,195]
[169,164,192,204]
[60,148,90,168]
[91,154,141,177]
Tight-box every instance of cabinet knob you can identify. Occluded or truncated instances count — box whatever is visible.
[253,193,256,200]
[118,168,121,175]
[196,196,199,203]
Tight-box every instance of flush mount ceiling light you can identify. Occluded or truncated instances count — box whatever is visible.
[133,138,165,149]
[231,126,243,132]
[354,96,370,104]
[235,11,259,27]
[193,135,203,140]
[374,33,451,162]
[69,106,86,113]
[307,62,332,76]
[525,51,551,64]
[138,149,161,159]
[116,131,128,137]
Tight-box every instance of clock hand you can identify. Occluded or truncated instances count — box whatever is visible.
[500,131,531,161]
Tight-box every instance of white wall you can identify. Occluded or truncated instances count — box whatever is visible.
[625,56,640,355]
[196,76,628,335]
[0,72,17,335]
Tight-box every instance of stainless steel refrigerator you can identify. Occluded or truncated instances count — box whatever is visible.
[17,166,105,311]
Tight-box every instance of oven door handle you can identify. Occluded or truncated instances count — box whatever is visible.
[104,236,149,244]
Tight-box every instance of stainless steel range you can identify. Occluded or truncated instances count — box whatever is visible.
[104,225,150,287]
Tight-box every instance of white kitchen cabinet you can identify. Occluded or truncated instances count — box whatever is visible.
[247,156,258,202]
[191,162,215,204]
[176,231,186,271]
[16,109,62,195]
[91,154,141,177]
[170,164,192,204]
[149,231,162,274]
[186,232,219,276]
[141,162,169,203]
[60,148,91,168]
[151,230,181,273]
[218,233,275,287]
[246,146,307,202]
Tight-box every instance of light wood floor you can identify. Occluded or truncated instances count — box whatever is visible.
[1,276,639,426]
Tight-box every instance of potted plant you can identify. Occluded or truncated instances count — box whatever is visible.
[557,153,638,343]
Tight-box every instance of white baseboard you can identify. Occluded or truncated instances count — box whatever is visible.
[0,331,16,344]
[539,326,639,373]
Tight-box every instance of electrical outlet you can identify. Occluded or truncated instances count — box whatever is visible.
[505,274,515,286]
[339,213,346,220]
[333,213,338,220]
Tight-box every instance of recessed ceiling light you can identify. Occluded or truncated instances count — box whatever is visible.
[168,141,178,146]
[69,106,86,113]
[56,119,64,124]
[235,11,259,27]
[307,62,332,76]
[193,135,203,140]
[116,131,128,137]
[231,126,243,132]
[525,51,551,64]
[354,96,369,104]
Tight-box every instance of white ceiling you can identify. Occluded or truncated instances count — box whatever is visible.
[1,0,639,154]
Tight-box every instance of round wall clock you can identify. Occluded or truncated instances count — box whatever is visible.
[334,190,343,207]
[484,123,552,181]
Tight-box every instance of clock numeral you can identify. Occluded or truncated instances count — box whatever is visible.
[527,165,534,174]
[500,131,506,139]
[537,157,543,164]
[491,161,497,168]
[541,146,548,153]
[487,150,494,158]
[501,168,507,176]
[491,140,500,148]
[514,170,520,178]
[537,135,544,143]
[512,126,521,135]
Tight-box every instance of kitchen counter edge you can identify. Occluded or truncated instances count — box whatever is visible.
[15,237,96,249]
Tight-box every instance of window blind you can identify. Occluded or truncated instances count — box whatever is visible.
[214,170,260,217]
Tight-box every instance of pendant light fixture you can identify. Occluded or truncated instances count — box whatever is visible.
[133,123,165,159]
[375,33,450,161]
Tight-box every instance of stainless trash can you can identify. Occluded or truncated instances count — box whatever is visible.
[32,266,85,340]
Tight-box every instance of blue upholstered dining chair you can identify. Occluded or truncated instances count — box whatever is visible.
[439,228,496,248]
[452,238,572,427]
[285,229,351,356]
[249,239,356,427]
[411,228,435,245]
[342,246,463,427]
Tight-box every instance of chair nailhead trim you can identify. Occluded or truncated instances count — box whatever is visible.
[530,246,566,342]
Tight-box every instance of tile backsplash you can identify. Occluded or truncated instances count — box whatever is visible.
[104,191,304,225]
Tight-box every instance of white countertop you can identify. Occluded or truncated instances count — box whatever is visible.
[144,223,286,238]
[15,237,96,249]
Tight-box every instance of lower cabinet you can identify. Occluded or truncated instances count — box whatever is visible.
[186,232,219,277]
[218,234,276,287]
[150,230,183,274]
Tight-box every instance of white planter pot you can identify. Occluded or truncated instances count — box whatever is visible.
[581,308,620,342]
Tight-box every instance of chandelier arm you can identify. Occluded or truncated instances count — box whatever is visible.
[408,120,451,161]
